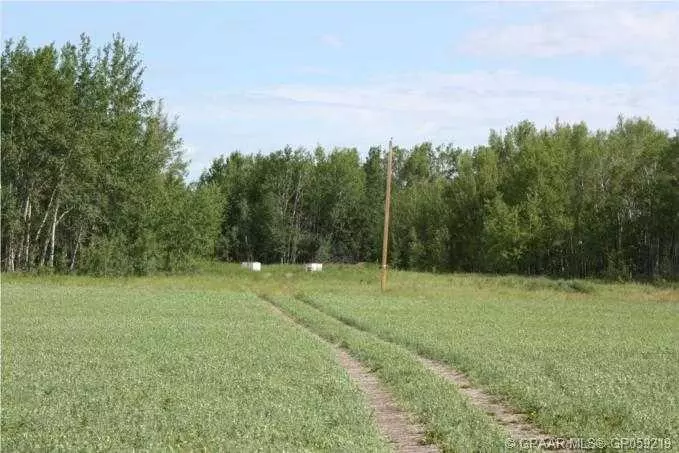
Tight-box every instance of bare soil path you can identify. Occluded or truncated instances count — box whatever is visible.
[339,350,438,453]
[290,296,579,452]
[418,357,576,451]
[264,299,439,453]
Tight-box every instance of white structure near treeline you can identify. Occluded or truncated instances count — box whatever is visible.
[241,261,261,272]
[305,263,323,272]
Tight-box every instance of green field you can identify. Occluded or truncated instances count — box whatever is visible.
[1,280,390,452]
[2,265,678,452]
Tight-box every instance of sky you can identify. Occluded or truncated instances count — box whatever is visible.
[3,1,679,180]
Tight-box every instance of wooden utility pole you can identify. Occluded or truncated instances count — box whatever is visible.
[381,139,394,291]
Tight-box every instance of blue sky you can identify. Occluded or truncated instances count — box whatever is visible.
[3,1,678,180]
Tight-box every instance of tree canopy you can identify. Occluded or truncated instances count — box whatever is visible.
[1,34,221,275]
[3,34,678,280]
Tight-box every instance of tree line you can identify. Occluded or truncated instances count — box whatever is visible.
[2,35,678,279]
[2,35,221,275]
[198,120,678,280]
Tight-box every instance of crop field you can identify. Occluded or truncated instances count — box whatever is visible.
[2,265,678,452]
[1,279,390,452]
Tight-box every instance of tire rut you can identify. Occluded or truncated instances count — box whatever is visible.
[418,357,577,452]
[292,295,580,452]
[262,297,439,453]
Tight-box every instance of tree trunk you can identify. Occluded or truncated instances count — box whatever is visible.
[24,201,32,268]
[33,188,57,260]
[16,194,30,268]
[5,183,17,272]
[289,170,304,264]
[48,201,71,268]
[48,199,61,268]
[40,228,51,268]
[8,233,16,272]
[70,227,84,272]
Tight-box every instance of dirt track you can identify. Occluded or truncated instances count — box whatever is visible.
[266,296,580,452]
[419,357,576,452]
[265,300,438,453]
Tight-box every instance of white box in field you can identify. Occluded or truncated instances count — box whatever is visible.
[241,261,261,272]
[306,263,323,272]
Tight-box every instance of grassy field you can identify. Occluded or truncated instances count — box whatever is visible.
[266,293,510,452]
[1,281,391,452]
[296,280,679,443]
[2,264,678,451]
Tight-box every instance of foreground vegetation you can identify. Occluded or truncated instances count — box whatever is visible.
[266,294,509,452]
[3,34,678,280]
[297,285,679,443]
[1,279,392,451]
[3,265,677,451]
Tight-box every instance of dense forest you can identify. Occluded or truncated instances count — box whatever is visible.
[1,35,222,275]
[2,35,678,279]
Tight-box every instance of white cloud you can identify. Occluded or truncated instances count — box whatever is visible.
[458,4,679,85]
[180,142,210,179]
[174,69,677,167]
[272,71,675,134]
[320,34,344,49]
[183,142,197,157]
[164,4,679,181]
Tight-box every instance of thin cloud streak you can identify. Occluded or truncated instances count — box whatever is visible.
[171,68,677,179]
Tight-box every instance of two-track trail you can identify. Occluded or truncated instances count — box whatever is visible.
[418,357,576,452]
[264,298,439,453]
[287,295,580,452]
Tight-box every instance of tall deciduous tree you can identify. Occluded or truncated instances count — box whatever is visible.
[4,34,677,280]
[2,34,217,275]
